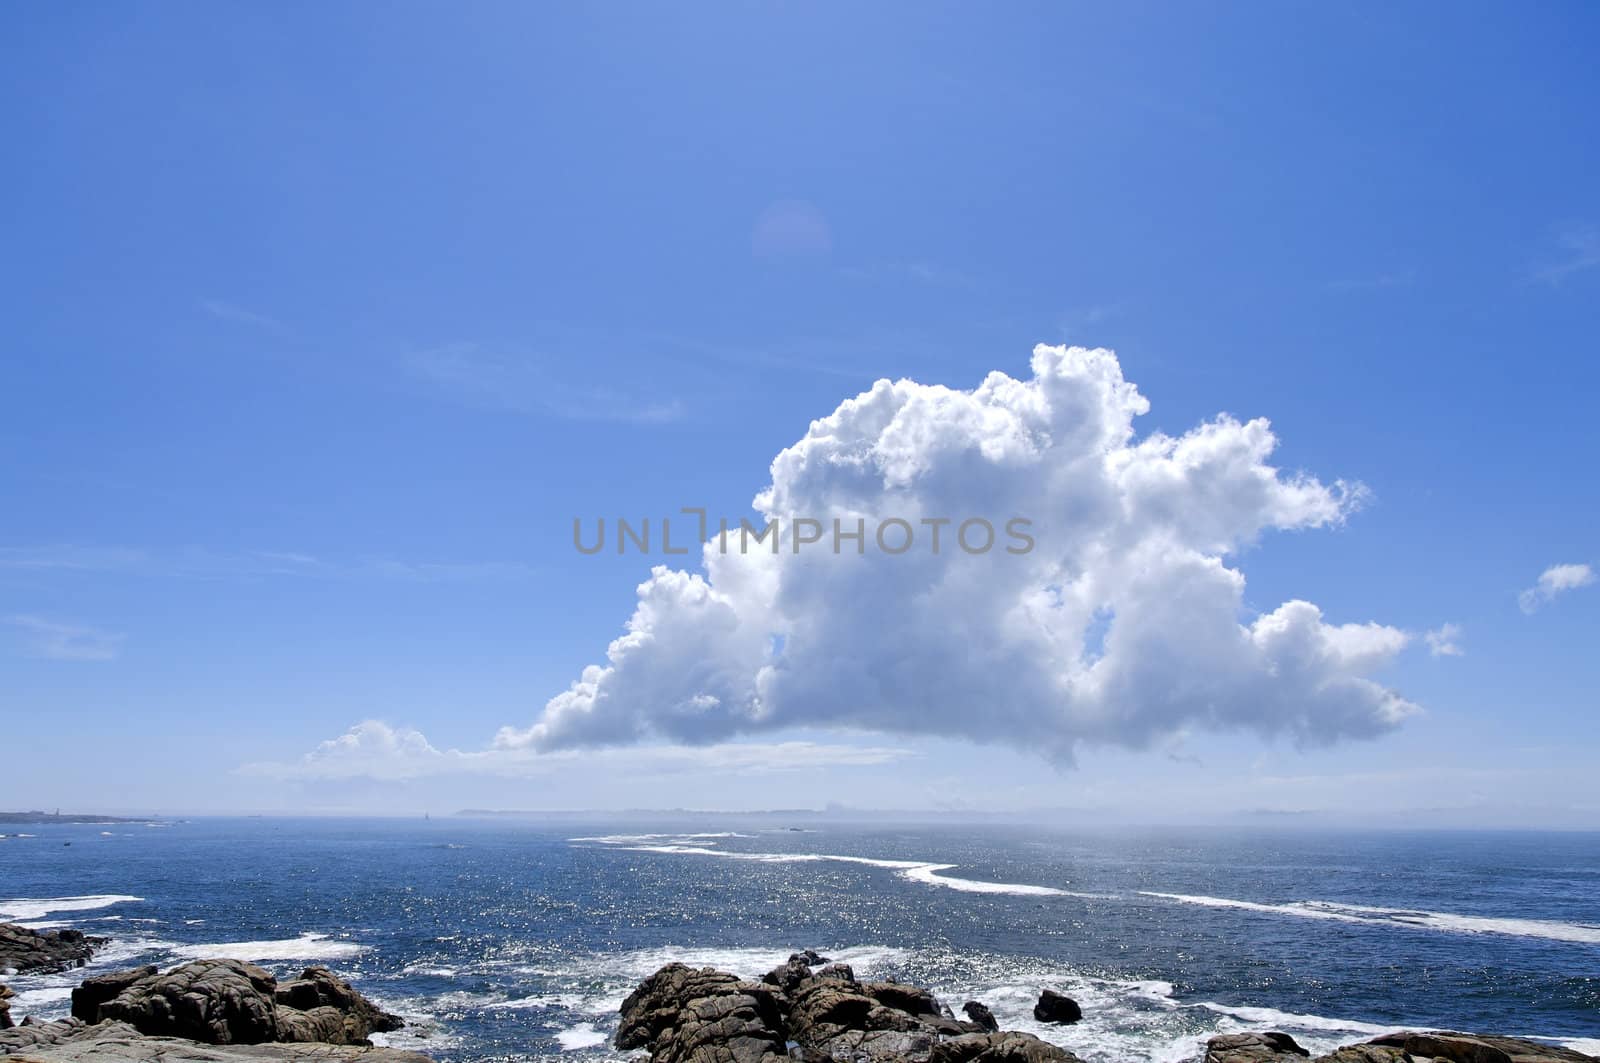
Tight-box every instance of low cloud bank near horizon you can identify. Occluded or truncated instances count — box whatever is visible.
[244,720,915,782]
[497,345,1419,762]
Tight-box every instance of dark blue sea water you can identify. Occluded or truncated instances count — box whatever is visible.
[2,819,1596,1061]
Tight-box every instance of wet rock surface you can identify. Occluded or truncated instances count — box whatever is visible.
[0,925,105,977]
[1203,1031,1596,1063]
[617,953,1600,1063]
[618,953,1081,1063]
[55,960,399,1048]
[1031,990,1082,1026]
[0,1018,430,1063]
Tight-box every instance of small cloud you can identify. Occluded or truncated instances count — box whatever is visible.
[202,299,290,335]
[1519,563,1596,613]
[751,200,832,260]
[1423,623,1464,657]
[1530,225,1600,285]
[5,615,123,661]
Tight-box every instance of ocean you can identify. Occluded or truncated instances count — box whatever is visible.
[1,819,1596,1061]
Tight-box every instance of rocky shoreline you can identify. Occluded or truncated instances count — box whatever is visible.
[0,925,105,979]
[2,931,1595,1063]
[2,956,415,1061]
[612,951,1598,1063]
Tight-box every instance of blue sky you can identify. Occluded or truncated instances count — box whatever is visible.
[2,3,1597,823]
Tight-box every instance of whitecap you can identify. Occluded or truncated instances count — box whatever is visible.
[568,832,754,844]
[399,964,459,978]
[556,1022,609,1050]
[1195,1002,1396,1036]
[0,895,143,921]
[1141,893,1600,945]
[167,932,368,961]
[10,986,77,1009]
[604,842,1070,897]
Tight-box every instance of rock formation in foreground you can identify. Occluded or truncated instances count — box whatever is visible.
[0,925,106,977]
[2,959,414,1062]
[0,1020,432,1063]
[67,959,403,1046]
[1202,1029,1596,1063]
[1,925,110,1031]
[617,952,1084,1063]
[616,952,1599,1063]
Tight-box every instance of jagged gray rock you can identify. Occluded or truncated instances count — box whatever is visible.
[0,1018,429,1063]
[1204,1032,1599,1063]
[1314,1046,1408,1063]
[615,963,787,1063]
[0,924,106,976]
[69,961,400,1048]
[814,963,855,983]
[617,957,1079,1063]
[961,1002,998,1032]
[71,965,159,1024]
[1366,1032,1597,1063]
[1205,1032,1311,1063]
[1030,989,1082,1025]
[96,959,282,1044]
[274,968,404,1045]
[932,1031,1084,1063]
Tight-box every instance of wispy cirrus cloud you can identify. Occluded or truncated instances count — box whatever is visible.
[242,720,915,782]
[5,615,123,661]
[1530,224,1600,285]
[201,299,292,336]
[404,343,686,424]
[1519,563,1595,613]
[0,545,150,572]
[0,545,537,584]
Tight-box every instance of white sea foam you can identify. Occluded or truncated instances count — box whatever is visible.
[0,934,176,1023]
[556,1022,609,1050]
[11,986,76,1009]
[568,832,754,844]
[0,895,143,921]
[1195,1002,1395,1036]
[400,963,460,978]
[1142,893,1600,945]
[656,943,1398,1063]
[168,932,369,961]
[1563,1038,1600,1056]
[494,994,568,1010]
[601,841,1071,897]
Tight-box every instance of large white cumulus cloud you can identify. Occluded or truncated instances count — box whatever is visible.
[499,345,1418,761]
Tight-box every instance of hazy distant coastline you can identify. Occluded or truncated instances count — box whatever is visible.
[0,811,151,825]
